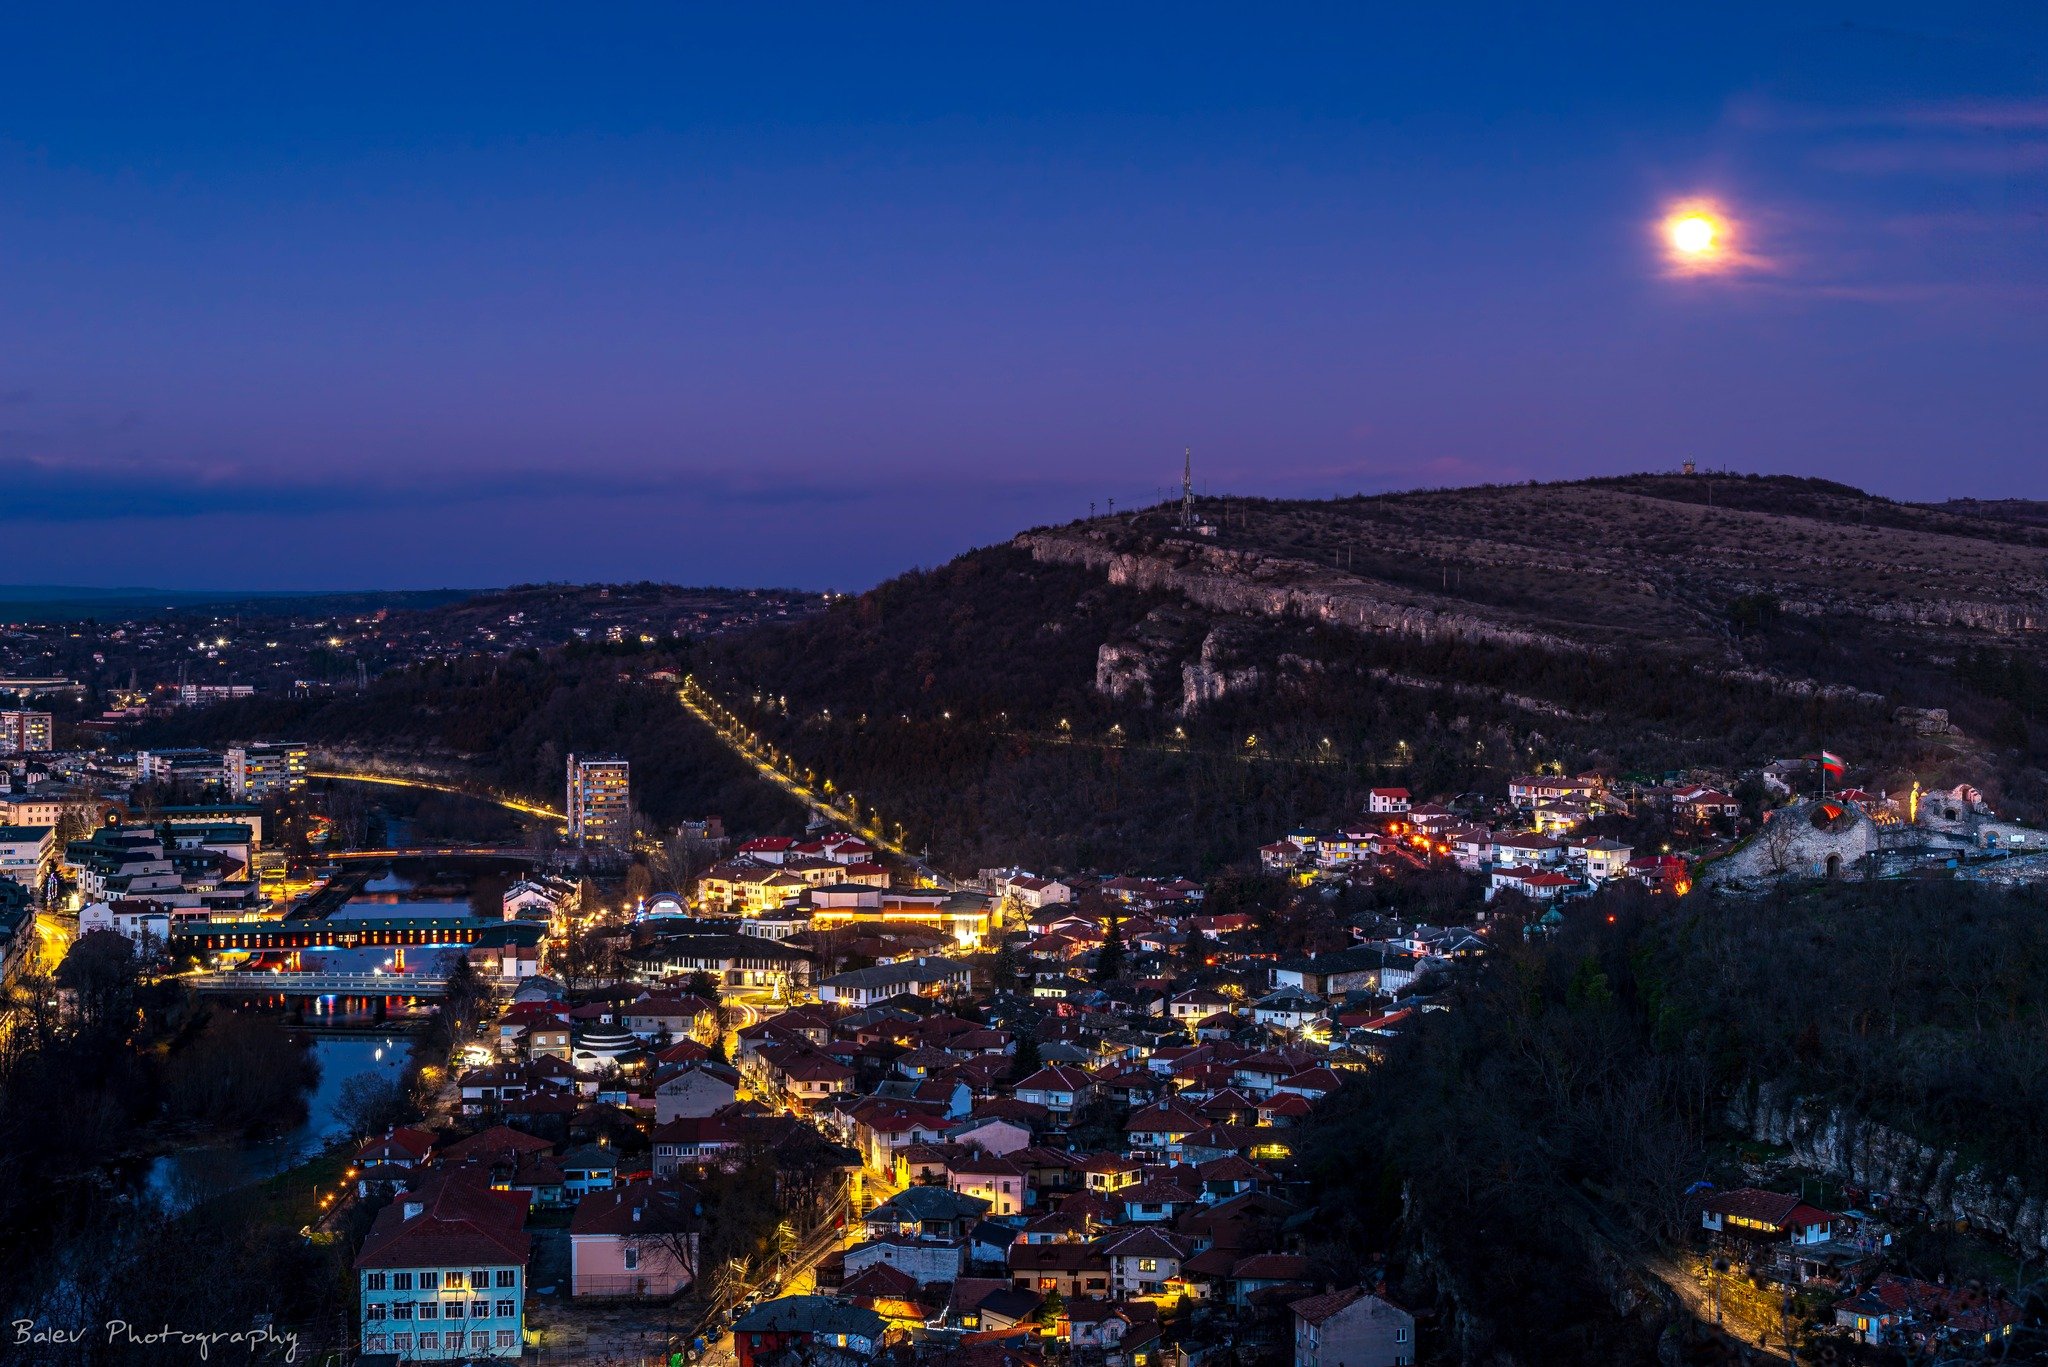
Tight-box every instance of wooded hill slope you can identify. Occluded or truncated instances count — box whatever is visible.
[700,475,2048,873]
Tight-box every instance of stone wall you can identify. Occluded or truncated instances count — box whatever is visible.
[1699,800,1880,889]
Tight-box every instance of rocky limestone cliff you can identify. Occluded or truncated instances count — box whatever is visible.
[1095,642,1160,706]
[1092,604,1207,707]
[1019,530,1582,654]
[1179,623,1264,714]
[1730,1081,2048,1253]
[308,745,479,781]
[1029,529,1931,719]
[1863,599,2046,633]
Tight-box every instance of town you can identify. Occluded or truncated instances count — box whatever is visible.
[15,6,2048,1361]
[1,669,2040,1365]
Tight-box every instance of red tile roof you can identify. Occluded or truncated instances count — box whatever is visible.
[356,1173,531,1270]
[569,1180,699,1237]
[1286,1286,1367,1325]
[355,1125,436,1164]
[1700,1188,1835,1230]
[439,1124,554,1163]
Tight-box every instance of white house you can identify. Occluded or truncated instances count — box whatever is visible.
[1011,1064,1095,1125]
[1490,832,1562,868]
[1251,990,1324,1032]
[1005,875,1074,910]
[816,958,973,1008]
[79,899,171,948]
[1446,825,1493,872]
[1568,838,1633,881]
[1487,867,1574,901]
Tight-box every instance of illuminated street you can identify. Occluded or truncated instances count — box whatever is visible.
[33,910,72,975]
[678,680,905,857]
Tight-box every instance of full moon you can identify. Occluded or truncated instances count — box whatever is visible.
[1669,214,1717,255]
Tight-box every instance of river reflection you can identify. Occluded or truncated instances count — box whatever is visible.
[144,1032,412,1212]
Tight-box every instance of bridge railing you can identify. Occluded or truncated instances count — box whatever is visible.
[186,972,449,993]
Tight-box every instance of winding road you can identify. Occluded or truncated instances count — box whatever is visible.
[309,769,567,824]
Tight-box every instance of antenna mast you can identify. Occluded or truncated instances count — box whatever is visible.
[1180,447,1195,531]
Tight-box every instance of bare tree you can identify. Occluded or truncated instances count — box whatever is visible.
[1758,811,1798,875]
[334,1071,409,1141]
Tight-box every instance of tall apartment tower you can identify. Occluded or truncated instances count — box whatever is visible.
[0,710,54,754]
[567,754,631,845]
[226,741,309,800]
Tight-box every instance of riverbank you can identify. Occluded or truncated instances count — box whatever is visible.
[145,1030,413,1211]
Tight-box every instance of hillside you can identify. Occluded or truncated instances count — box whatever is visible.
[1024,472,2048,674]
[1294,878,2048,1361]
[703,473,2048,873]
[139,642,810,839]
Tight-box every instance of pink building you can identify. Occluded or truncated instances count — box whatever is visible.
[948,1155,1028,1216]
[569,1183,700,1298]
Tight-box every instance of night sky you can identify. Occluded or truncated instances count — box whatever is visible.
[4,5,2045,590]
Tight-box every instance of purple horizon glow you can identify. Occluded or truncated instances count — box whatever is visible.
[3,6,2046,590]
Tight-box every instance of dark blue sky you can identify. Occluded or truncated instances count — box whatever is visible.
[4,4,2044,589]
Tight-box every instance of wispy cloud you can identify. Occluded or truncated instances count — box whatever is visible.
[1729,95,2048,134]
[1674,86,2048,305]
[0,445,1110,524]
[1814,138,2048,178]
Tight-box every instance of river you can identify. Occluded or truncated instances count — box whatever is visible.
[143,1032,413,1213]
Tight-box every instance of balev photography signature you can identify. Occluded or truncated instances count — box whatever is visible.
[11,1320,301,1361]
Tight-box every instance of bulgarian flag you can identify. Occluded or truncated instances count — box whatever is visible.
[1811,750,1845,778]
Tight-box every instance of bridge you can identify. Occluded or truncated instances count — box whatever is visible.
[185,970,448,998]
[322,846,545,863]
